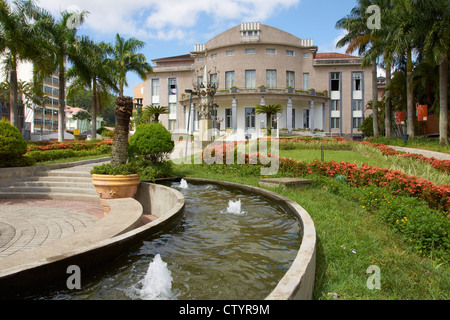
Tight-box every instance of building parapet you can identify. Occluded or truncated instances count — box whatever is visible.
[313,58,362,66]
[180,87,328,101]
[152,65,194,73]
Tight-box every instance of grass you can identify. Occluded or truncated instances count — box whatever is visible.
[171,164,449,299]
[279,149,380,167]
[278,141,450,185]
[35,153,110,166]
[367,136,450,154]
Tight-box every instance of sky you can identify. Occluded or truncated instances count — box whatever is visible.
[26,0,364,97]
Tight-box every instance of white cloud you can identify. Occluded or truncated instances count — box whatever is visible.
[318,30,350,55]
[33,0,301,41]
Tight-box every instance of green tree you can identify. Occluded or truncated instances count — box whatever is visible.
[255,104,284,136]
[0,0,44,131]
[412,0,449,145]
[67,38,118,139]
[105,34,152,97]
[72,109,91,133]
[336,0,382,137]
[387,0,420,139]
[32,7,88,141]
[145,105,169,123]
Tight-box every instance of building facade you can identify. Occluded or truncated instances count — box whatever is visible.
[0,59,65,135]
[139,23,375,139]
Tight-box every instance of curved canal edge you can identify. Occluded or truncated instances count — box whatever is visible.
[183,178,317,300]
[0,178,316,300]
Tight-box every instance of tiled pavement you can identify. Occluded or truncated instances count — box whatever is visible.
[0,199,102,258]
[0,160,107,259]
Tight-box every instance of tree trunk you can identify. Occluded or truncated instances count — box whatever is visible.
[58,58,66,142]
[372,62,379,137]
[439,54,448,145]
[266,114,271,137]
[385,59,392,138]
[406,48,415,139]
[9,55,19,131]
[91,79,97,139]
[111,96,133,167]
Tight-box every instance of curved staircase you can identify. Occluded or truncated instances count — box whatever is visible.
[0,159,109,201]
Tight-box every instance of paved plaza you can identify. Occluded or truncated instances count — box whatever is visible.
[0,160,106,259]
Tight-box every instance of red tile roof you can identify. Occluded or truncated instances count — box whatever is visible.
[315,52,360,59]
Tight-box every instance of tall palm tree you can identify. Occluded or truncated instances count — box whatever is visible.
[412,0,449,145]
[67,38,118,139]
[32,8,88,142]
[360,0,396,137]
[386,0,420,140]
[255,104,284,137]
[105,34,152,97]
[0,0,41,131]
[336,0,382,137]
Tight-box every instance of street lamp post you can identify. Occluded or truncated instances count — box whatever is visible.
[185,89,194,162]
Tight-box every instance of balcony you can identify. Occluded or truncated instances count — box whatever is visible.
[180,87,328,101]
[313,58,362,66]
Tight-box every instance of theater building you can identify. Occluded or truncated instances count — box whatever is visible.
[138,23,375,139]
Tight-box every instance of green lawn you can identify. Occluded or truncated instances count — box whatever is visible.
[279,149,380,167]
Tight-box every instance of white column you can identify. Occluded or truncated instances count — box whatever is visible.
[309,100,315,132]
[232,97,237,132]
[287,97,293,133]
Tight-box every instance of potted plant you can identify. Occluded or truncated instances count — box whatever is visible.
[91,96,140,214]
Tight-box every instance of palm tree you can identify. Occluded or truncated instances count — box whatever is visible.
[32,7,88,142]
[111,96,134,166]
[105,34,152,97]
[360,0,396,137]
[67,38,118,139]
[387,0,421,140]
[145,105,169,123]
[0,0,41,131]
[72,109,91,134]
[255,104,284,137]
[336,0,382,137]
[412,0,449,145]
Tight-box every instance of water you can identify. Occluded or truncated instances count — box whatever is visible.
[179,179,188,189]
[127,254,174,300]
[224,199,245,215]
[26,181,301,300]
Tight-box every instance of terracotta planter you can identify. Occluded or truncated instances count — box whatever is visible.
[92,174,140,215]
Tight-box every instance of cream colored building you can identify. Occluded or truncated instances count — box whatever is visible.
[139,23,374,139]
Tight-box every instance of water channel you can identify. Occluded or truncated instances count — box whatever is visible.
[30,180,302,300]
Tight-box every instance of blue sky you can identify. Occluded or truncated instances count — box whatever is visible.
[31,0,361,97]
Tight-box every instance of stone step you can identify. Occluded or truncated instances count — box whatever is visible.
[0,186,96,195]
[0,191,99,201]
[8,181,95,189]
[22,176,93,183]
[36,171,92,178]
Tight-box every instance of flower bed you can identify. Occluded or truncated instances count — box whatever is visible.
[279,158,450,212]
[322,177,449,259]
[27,139,113,152]
[359,141,450,174]
[24,139,113,163]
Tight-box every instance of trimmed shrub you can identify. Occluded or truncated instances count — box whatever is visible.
[129,123,174,164]
[0,121,35,167]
